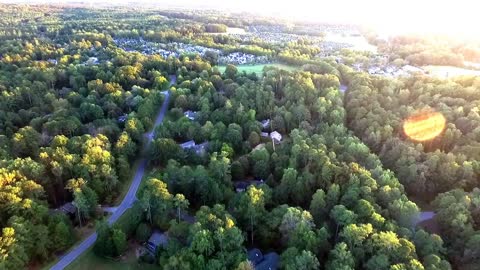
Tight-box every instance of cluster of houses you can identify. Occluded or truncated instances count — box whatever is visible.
[248,25,285,33]
[114,37,270,65]
[230,31,322,45]
[364,64,425,77]
[45,56,100,66]
[315,41,354,56]
[114,38,179,57]
[218,52,269,65]
[259,119,283,144]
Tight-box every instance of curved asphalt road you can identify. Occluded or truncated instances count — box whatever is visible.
[50,78,173,270]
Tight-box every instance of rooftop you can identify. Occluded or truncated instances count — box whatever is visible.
[247,249,279,270]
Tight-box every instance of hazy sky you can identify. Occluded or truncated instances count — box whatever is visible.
[4,0,478,36]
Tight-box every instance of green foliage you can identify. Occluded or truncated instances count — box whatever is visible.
[281,247,320,270]
[135,223,152,242]
[93,220,127,258]
[0,6,460,269]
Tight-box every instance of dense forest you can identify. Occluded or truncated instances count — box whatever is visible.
[370,34,480,67]
[345,66,480,267]
[0,3,478,270]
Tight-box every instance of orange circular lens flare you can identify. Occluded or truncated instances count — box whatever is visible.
[403,111,446,141]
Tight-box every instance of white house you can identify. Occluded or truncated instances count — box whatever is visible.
[270,131,282,144]
[47,59,58,65]
[86,57,99,65]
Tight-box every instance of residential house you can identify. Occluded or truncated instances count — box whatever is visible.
[85,57,99,65]
[260,119,270,130]
[269,131,282,144]
[180,140,209,155]
[248,248,264,265]
[180,140,196,149]
[247,248,279,270]
[47,59,58,65]
[117,114,128,123]
[234,179,264,193]
[146,231,168,254]
[56,202,77,219]
[184,110,197,121]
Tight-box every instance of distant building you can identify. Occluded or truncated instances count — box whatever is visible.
[117,114,128,123]
[86,57,99,65]
[47,59,58,65]
[402,65,424,73]
[247,248,279,270]
[368,66,381,74]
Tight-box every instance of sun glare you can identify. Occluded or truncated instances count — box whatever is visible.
[215,0,480,38]
[403,111,447,141]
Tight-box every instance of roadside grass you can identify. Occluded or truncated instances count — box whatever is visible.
[65,244,158,270]
[216,63,300,74]
[38,224,97,270]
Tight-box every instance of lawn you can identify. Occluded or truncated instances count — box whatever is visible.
[65,244,157,270]
[216,63,300,74]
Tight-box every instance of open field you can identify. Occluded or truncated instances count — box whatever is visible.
[217,63,300,74]
[423,65,480,78]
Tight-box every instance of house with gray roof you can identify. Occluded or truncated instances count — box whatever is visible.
[184,110,198,120]
[146,231,168,254]
[247,248,279,270]
[234,179,264,193]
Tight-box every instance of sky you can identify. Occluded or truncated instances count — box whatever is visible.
[3,0,479,37]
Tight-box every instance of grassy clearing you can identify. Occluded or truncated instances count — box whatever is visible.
[65,245,157,270]
[216,63,300,74]
[423,65,480,78]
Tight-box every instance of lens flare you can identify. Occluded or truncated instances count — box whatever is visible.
[403,111,446,141]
